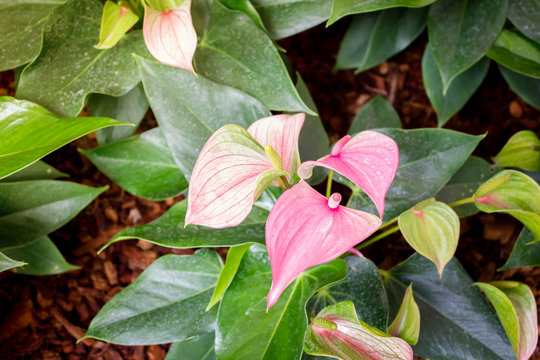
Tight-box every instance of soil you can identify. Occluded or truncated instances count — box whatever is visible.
[0,20,539,360]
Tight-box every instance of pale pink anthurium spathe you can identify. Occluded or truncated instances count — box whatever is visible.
[143,0,197,72]
[185,114,305,228]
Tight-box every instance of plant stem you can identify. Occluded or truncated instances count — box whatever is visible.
[356,225,400,250]
[326,170,334,198]
[279,176,291,189]
[448,196,475,208]
[380,216,398,229]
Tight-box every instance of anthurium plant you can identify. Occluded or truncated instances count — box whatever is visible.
[0,0,539,359]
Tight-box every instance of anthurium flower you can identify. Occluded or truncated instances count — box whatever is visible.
[298,131,399,217]
[265,181,381,309]
[185,114,304,228]
[143,0,197,72]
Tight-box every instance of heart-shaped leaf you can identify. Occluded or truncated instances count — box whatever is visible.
[508,0,540,44]
[500,228,540,270]
[499,65,540,110]
[348,95,401,134]
[387,284,420,345]
[83,249,223,345]
[0,161,66,183]
[166,332,215,360]
[0,251,25,273]
[493,130,540,171]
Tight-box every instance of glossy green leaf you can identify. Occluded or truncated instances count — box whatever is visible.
[0,161,66,183]
[422,45,489,127]
[487,29,540,79]
[347,95,401,134]
[84,249,223,345]
[88,83,149,145]
[207,243,252,310]
[0,180,106,248]
[436,156,501,217]
[136,56,270,179]
[219,0,267,33]
[500,228,540,270]
[0,97,127,180]
[195,0,312,113]
[335,7,427,73]
[167,332,215,360]
[215,244,347,360]
[308,256,389,331]
[17,0,150,117]
[80,128,187,201]
[95,0,139,49]
[0,251,25,273]
[387,284,420,345]
[499,65,540,110]
[493,130,540,171]
[3,236,79,275]
[508,0,540,44]
[398,198,460,275]
[101,199,268,251]
[384,253,516,360]
[328,0,435,25]
[474,170,540,241]
[342,128,483,222]
[0,0,63,71]
[428,0,507,92]
[252,0,331,40]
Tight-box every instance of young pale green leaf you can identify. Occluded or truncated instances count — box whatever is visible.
[348,95,401,134]
[0,161,66,183]
[88,83,149,145]
[309,256,389,332]
[95,1,138,49]
[328,0,435,26]
[101,200,268,252]
[487,29,540,79]
[0,251,25,273]
[0,180,106,248]
[398,198,460,275]
[474,170,540,241]
[335,7,427,73]
[83,249,223,345]
[166,332,215,360]
[0,97,127,179]
[3,236,79,275]
[80,128,188,201]
[493,130,540,171]
[206,243,252,310]
[508,0,540,44]
[384,253,516,360]
[136,56,270,179]
[0,0,63,71]
[500,228,540,270]
[194,0,312,113]
[387,284,420,345]
[16,0,150,117]
[304,301,413,360]
[499,65,540,110]
[215,244,347,360]
[427,0,507,92]
[422,45,489,127]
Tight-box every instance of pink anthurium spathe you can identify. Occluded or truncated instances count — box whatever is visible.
[143,0,197,72]
[265,181,381,309]
[185,114,305,228]
[297,131,399,217]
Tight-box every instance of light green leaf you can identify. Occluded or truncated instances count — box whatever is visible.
[80,128,188,201]
[508,0,540,44]
[195,0,312,113]
[387,284,420,345]
[0,96,127,180]
[16,0,150,117]
[0,161,66,183]
[167,332,215,360]
[348,95,401,134]
[0,180,106,248]
[428,0,507,92]
[0,251,25,273]
[487,29,540,79]
[84,249,223,345]
[422,46,489,127]
[328,0,435,25]
[3,236,79,275]
[500,228,540,270]
[95,0,139,49]
[499,65,540,110]
[493,130,540,171]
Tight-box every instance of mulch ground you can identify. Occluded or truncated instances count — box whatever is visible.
[0,20,539,359]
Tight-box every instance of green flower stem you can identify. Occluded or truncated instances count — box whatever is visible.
[356,225,400,250]
[326,170,334,198]
[279,176,291,190]
[380,216,398,229]
[448,196,475,208]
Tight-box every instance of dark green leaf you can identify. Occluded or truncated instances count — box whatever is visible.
[137,56,270,179]
[500,228,540,270]
[0,97,126,179]
[216,244,347,360]
[508,0,540,44]
[328,0,435,25]
[84,249,223,345]
[3,236,79,275]
[347,95,401,134]
[385,253,516,360]
[88,83,149,145]
[80,128,188,201]
[422,46,489,127]
[308,256,389,331]
[16,0,150,117]
[0,251,25,273]
[167,332,215,360]
[487,29,540,79]
[195,0,312,113]
[336,7,427,73]
[0,180,106,248]
[428,0,507,92]
[0,161,66,183]
[219,0,267,33]
[499,65,540,110]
